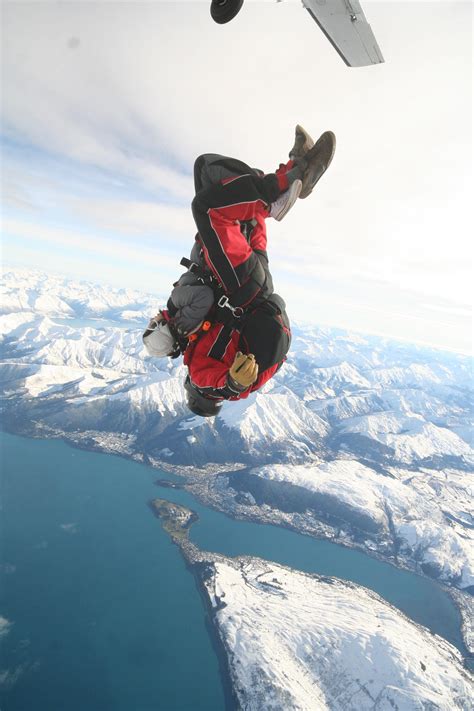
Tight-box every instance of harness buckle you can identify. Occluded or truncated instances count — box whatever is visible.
[217,295,244,319]
[189,262,208,285]
[181,256,215,286]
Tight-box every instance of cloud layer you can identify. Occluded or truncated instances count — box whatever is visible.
[1,1,472,350]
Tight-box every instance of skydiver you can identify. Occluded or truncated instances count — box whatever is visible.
[143,126,336,417]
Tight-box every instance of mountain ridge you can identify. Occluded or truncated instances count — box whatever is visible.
[1,269,472,604]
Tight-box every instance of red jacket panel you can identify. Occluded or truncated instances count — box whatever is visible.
[183,323,279,401]
[191,166,290,305]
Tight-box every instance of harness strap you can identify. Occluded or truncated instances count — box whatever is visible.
[179,257,215,285]
[239,218,258,243]
[219,256,268,311]
[208,323,235,360]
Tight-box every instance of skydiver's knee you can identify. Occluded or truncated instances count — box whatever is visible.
[191,194,206,220]
[194,154,220,193]
[193,155,207,193]
[193,155,207,176]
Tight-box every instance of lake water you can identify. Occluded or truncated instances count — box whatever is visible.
[0,432,468,710]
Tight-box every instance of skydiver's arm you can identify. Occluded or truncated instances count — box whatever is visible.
[187,350,258,401]
[188,357,280,402]
[187,357,238,400]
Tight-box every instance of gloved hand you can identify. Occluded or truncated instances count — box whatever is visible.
[228,352,259,392]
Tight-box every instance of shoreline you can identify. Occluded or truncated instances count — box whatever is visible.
[2,426,472,664]
[149,497,474,709]
[191,563,239,711]
[148,498,239,710]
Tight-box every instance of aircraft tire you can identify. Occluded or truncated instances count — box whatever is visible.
[210,0,244,25]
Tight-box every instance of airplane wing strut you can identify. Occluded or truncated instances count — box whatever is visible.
[302,0,384,67]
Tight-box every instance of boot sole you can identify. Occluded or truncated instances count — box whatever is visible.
[273,179,302,222]
[300,131,336,199]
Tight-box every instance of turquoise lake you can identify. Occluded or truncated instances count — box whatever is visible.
[0,432,468,710]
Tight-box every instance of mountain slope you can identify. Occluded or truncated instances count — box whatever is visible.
[1,268,472,594]
[200,556,473,710]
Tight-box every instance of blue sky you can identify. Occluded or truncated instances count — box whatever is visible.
[1,1,472,353]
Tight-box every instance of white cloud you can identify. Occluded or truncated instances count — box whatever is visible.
[1,1,472,351]
[65,196,194,237]
[3,218,180,272]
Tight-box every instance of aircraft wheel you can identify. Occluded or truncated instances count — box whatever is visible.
[210,0,244,25]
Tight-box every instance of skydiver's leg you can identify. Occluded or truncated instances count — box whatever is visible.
[193,154,267,193]
[193,152,306,203]
[191,177,267,296]
[192,164,293,216]
[191,161,301,299]
[275,160,304,190]
[194,154,235,192]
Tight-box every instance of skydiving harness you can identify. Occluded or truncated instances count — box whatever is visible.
[179,256,213,286]
[206,296,290,364]
[179,256,245,320]
[178,214,277,361]
[180,217,265,318]
[177,256,248,360]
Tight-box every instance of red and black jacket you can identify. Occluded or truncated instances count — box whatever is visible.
[191,155,292,312]
[183,295,291,401]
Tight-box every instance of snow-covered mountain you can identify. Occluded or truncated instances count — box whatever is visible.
[152,499,473,710]
[2,272,471,467]
[201,556,473,710]
[1,268,473,598]
[224,459,473,589]
[1,268,162,322]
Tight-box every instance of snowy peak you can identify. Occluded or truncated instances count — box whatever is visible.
[1,268,165,321]
[220,384,328,442]
[2,268,472,470]
[1,268,473,586]
[339,412,472,463]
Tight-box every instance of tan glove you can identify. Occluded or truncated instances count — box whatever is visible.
[228,352,259,391]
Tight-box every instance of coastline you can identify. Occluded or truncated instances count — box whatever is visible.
[2,425,472,666]
[149,497,474,709]
[148,498,239,711]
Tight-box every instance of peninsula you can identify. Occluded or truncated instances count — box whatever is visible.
[151,499,473,710]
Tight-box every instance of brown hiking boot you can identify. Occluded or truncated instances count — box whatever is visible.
[289,125,314,160]
[299,131,336,199]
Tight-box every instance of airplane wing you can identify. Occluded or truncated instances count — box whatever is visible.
[302,0,384,67]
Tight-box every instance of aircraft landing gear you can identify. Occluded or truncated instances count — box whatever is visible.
[210,0,244,24]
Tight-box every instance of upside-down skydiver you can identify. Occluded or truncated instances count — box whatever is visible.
[143,126,336,417]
